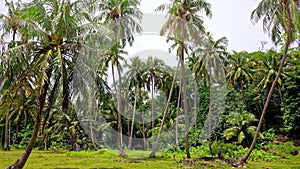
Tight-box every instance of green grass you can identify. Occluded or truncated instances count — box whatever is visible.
[1,146,300,169]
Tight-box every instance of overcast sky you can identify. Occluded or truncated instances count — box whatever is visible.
[0,0,274,54]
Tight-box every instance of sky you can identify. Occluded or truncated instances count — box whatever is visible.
[137,0,274,52]
[0,0,275,55]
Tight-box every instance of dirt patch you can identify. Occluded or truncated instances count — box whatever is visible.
[293,140,300,147]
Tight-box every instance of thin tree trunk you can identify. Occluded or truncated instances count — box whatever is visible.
[194,83,197,130]
[127,109,130,146]
[128,87,137,149]
[175,78,182,148]
[7,70,51,169]
[181,47,191,159]
[89,101,98,151]
[117,66,127,157]
[44,134,48,151]
[241,22,291,163]
[41,73,60,134]
[142,107,147,149]
[13,123,19,145]
[208,64,213,156]
[151,81,154,133]
[4,111,10,151]
[149,60,180,157]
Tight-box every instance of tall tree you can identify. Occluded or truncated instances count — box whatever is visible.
[1,0,112,168]
[124,56,145,149]
[241,0,300,162]
[152,0,212,158]
[144,56,165,133]
[99,0,142,156]
[193,32,228,155]
[0,1,24,151]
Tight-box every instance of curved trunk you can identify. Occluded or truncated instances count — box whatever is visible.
[149,60,180,157]
[241,18,292,162]
[7,70,51,169]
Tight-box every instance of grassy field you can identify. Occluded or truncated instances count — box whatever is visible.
[1,149,300,169]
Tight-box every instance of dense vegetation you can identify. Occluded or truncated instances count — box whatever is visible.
[0,0,299,168]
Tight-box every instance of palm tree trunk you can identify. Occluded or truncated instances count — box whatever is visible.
[241,22,291,163]
[7,70,51,169]
[151,80,154,133]
[181,47,191,159]
[128,87,137,149]
[208,64,213,156]
[175,78,182,148]
[117,66,127,157]
[149,60,180,157]
[13,122,19,145]
[4,111,10,151]
[112,65,126,156]
[194,83,197,130]
[89,102,98,151]
[142,107,147,149]
[41,73,60,134]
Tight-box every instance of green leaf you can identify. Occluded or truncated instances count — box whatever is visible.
[82,12,90,21]
[238,132,245,144]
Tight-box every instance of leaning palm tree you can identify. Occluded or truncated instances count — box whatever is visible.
[1,0,112,168]
[241,0,300,162]
[150,0,212,158]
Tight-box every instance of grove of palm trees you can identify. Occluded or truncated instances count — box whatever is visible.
[0,0,299,168]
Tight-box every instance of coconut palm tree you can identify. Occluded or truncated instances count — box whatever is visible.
[153,0,212,159]
[241,0,300,162]
[143,56,165,133]
[99,0,142,156]
[124,56,145,149]
[256,50,287,103]
[0,1,25,151]
[193,32,228,155]
[226,51,255,100]
[1,0,112,168]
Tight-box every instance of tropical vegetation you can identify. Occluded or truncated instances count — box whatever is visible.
[0,0,299,168]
